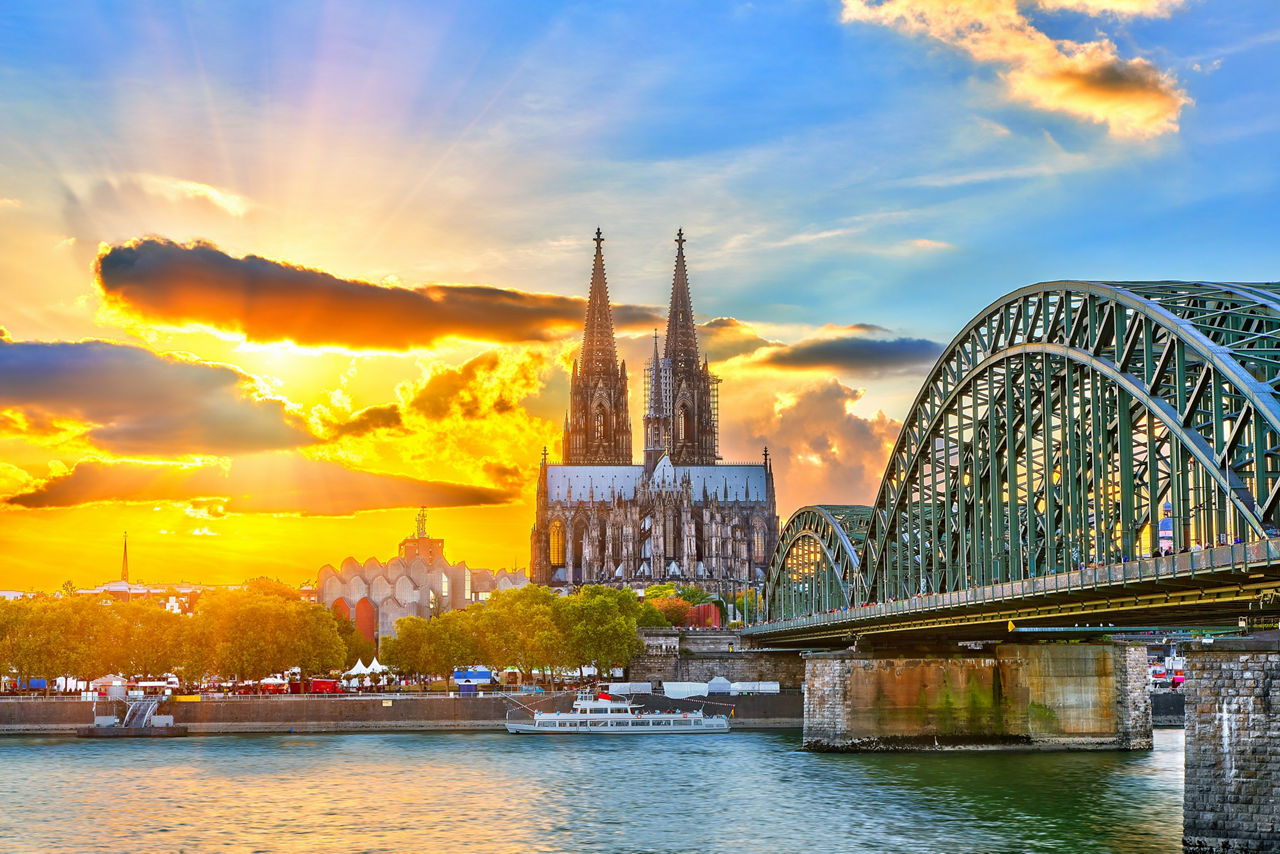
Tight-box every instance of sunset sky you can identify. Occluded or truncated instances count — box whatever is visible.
[1,1,1277,591]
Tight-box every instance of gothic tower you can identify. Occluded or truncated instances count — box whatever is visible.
[562,229,633,464]
[645,230,718,467]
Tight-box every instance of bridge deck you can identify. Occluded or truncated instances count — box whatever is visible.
[745,538,1280,646]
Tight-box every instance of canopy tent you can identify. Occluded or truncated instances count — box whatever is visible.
[344,660,368,676]
[365,658,388,674]
[90,674,127,689]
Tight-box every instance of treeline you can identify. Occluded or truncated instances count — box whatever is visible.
[0,579,352,690]
[381,585,668,684]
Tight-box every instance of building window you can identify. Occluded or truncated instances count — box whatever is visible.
[665,509,675,558]
[595,406,606,440]
[752,521,767,563]
[550,520,566,566]
[677,405,689,443]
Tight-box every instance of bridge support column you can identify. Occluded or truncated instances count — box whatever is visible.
[803,642,1150,752]
[1183,638,1280,853]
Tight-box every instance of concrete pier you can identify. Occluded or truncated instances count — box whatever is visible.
[1182,637,1280,853]
[803,642,1151,751]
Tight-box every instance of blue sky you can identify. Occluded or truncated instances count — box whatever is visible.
[1,0,1278,584]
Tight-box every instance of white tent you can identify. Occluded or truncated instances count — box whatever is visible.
[663,681,708,699]
[344,659,368,676]
[366,657,388,673]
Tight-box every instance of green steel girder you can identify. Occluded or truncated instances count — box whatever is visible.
[762,505,866,620]
[860,281,1280,611]
[760,281,1280,623]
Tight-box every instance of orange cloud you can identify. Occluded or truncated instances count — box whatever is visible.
[96,238,663,349]
[841,0,1191,138]
[6,454,512,515]
[727,378,902,512]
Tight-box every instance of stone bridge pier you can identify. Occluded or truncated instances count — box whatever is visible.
[803,642,1151,752]
[1183,637,1280,853]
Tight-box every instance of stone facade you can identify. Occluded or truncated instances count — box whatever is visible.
[627,629,805,688]
[530,231,778,589]
[803,642,1151,752]
[318,510,525,643]
[1182,638,1280,853]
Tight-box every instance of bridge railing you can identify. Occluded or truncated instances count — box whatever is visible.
[746,537,1280,635]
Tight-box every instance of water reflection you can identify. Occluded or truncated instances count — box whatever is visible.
[0,728,1183,853]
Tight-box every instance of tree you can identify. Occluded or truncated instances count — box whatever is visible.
[292,602,346,677]
[557,593,642,680]
[381,616,431,681]
[333,607,376,670]
[636,600,670,628]
[650,596,692,627]
[473,586,565,685]
[107,599,181,678]
[419,611,479,689]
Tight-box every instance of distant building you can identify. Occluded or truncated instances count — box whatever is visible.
[530,230,779,589]
[317,509,525,644]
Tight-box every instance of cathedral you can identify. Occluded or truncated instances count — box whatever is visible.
[530,229,778,589]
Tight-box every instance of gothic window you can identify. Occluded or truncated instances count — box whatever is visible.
[594,406,606,440]
[665,508,676,558]
[752,520,767,563]
[550,520,565,566]
[677,405,690,443]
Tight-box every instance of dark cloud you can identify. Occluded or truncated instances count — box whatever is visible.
[696,317,778,362]
[0,339,313,454]
[96,238,664,349]
[761,327,943,376]
[325,403,405,439]
[6,455,513,515]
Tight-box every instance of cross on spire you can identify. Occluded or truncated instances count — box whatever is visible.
[594,227,604,248]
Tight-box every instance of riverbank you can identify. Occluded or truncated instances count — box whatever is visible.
[0,691,802,735]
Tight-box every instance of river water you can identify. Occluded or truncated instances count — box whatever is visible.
[0,728,1184,853]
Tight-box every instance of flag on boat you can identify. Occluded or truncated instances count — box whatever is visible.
[598,692,612,700]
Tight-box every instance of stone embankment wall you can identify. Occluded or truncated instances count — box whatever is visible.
[804,642,1151,752]
[0,692,801,735]
[1182,638,1280,853]
[629,628,806,688]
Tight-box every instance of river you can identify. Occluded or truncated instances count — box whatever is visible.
[0,727,1183,853]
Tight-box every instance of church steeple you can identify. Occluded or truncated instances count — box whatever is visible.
[658,230,718,466]
[562,229,633,465]
[121,532,129,583]
[664,228,701,377]
[580,228,619,381]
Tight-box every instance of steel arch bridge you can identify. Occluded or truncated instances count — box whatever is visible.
[756,281,1280,642]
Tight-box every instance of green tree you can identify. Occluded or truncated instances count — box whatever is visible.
[557,592,642,680]
[381,615,431,681]
[473,586,565,685]
[636,600,670,628]
[108,600,181,678]
[419,610,479,689]
[333,607,377,670]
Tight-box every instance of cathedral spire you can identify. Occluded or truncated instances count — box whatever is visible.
[121,531,129,583]
[562,229,632,465]
[648,329,663,414]
[664,228,700,376]
[580,227,618,381]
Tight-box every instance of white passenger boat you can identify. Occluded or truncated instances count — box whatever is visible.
[505,689,730,735]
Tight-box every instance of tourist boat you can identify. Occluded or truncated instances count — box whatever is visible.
[505,689,730,735]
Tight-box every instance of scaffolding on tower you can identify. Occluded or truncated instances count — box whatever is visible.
[710,373,721,460]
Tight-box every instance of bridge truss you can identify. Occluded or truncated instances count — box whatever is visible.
[761,281,1280,633]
